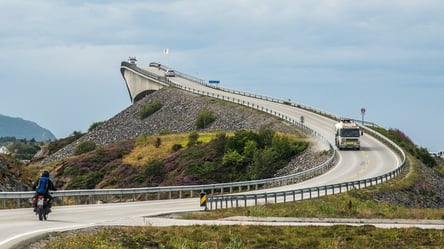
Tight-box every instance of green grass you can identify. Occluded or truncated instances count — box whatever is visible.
[37,225,444,249]
[182,191,444,221]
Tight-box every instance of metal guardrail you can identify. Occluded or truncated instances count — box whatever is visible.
[164,80,406,210]
[143,63,406,210]
[0,62,405,209]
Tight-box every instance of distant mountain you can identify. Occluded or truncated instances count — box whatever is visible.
[0,114,56,141]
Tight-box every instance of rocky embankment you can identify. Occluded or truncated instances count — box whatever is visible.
[0,156,30,191]
[41,87,313,164]
[372,161,444,208]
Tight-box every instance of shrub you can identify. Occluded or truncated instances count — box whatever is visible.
[88,121,105,132]
[74,140,97,155]
[195,108,216,129]
[171,143,183,152]
[143,159,165,185]
[187,132,199,147]
[154,137,161,148]
[139,101,162,119]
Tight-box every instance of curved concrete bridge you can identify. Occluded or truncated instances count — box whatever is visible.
[120,60,170,103]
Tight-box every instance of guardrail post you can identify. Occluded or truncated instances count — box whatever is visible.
[157,191,160,200]
[255,195,258,206]
[16,198,20,208]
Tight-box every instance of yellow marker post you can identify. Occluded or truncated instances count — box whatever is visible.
[200,192,207,210]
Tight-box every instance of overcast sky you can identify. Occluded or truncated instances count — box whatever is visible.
[0,0,443,151]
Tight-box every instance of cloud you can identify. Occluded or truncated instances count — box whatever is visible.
[0,0,443,149]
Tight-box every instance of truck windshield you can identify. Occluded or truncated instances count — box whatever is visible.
[340,128,360,137]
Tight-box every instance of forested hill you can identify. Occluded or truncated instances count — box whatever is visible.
[0,114,56,141]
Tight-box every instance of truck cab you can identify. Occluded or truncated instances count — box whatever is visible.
[335,119,361,150]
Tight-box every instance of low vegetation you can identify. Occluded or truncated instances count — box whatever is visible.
[195,107,216,129]
[34,225,444,249]
[36,129,307,190]
[73,140,97,155]
[139,101,162,119]
[372,127,437,168]
[46,131,84,155]
[183,190,444,221]
[88,121,105,132]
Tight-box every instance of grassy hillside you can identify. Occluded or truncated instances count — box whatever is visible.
[32,129,308,190]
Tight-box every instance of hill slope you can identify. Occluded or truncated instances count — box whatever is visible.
[0,114,56,141]
[41,87,305,164]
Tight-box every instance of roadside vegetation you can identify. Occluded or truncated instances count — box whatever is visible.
[32,225,444,249]
[372,127,437,168]
[5,118,444,248]
[46,131,84,155]
[29,128,307,190]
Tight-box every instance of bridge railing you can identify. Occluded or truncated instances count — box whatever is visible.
[151,63,383,128]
